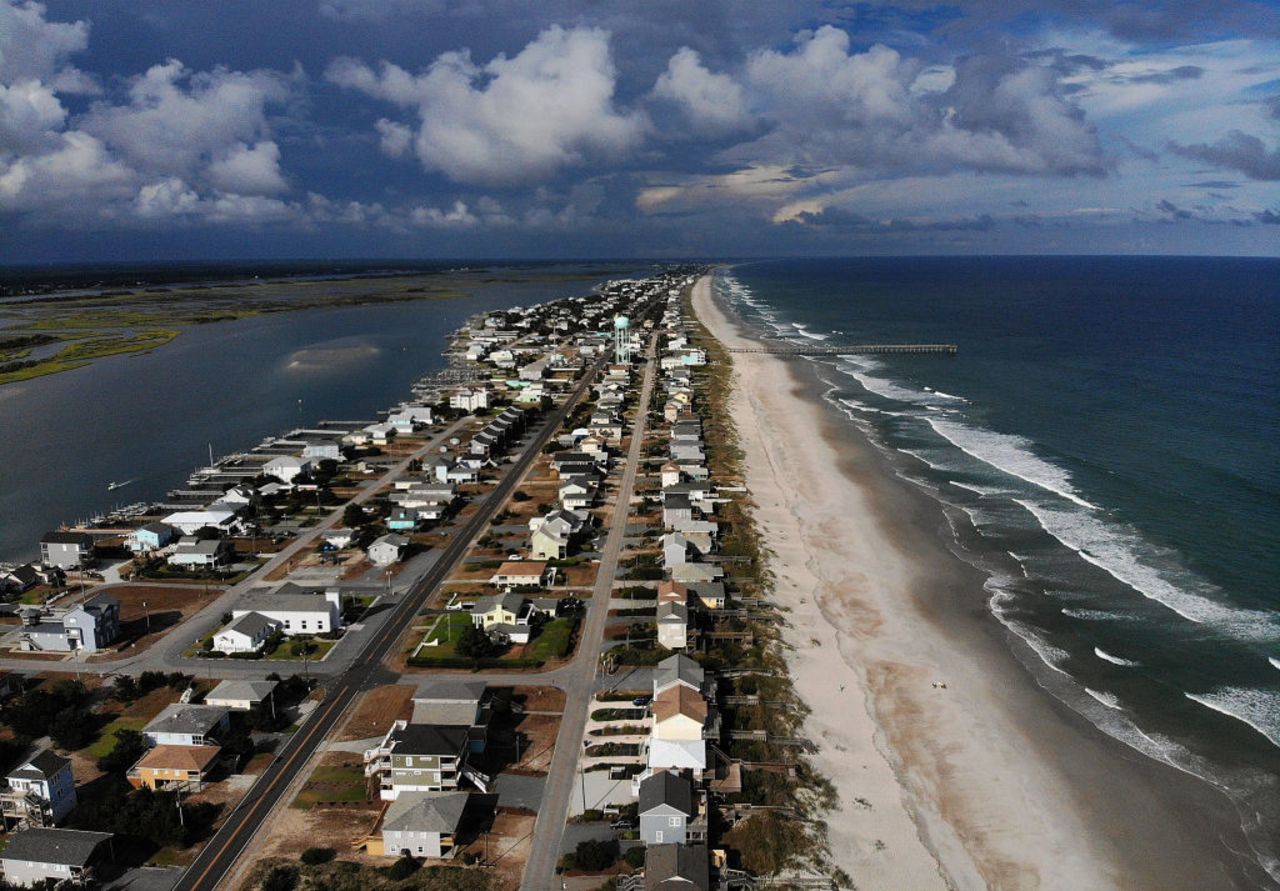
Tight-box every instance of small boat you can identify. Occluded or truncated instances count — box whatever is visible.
[107,478,136,492]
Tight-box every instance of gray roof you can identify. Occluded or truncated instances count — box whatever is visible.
[474,592,526,614]
[144,704,228,737]
[644,844,709,891]
[653,655,704,692]
[1,828,113,867]
[638,771,695,817]
[389,724,469,757]
[382,791,470,834]
[235,590,333,614]
[224,611,279,638]
[372,533,409,548]
[205,679,277,704]
[411,681,486,726]
[40,532,93,546]
[9,749,70,781]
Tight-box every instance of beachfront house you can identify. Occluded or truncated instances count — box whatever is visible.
[656,601,690,650]
[0,828,114,888]
[638,771,699,846]
[644,844,710,891]
[38,532,93,569]
[379,791,470,859]
[363,723,472,800]
[1,750,77,829]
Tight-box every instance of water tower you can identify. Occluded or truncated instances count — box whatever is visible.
[613,315,632,364]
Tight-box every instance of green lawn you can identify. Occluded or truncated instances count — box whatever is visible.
[267,638,337,661]
[87,717,147,758]
[419,612,473,658]
[292,763,368,809]
[526,617,578,661]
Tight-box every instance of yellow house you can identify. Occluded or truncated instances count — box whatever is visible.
[652,685,707,742]
[128,745,221,791]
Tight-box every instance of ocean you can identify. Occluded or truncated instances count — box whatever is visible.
[718,256,1280,887]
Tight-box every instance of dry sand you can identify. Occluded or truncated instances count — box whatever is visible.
[691,274,1244,891]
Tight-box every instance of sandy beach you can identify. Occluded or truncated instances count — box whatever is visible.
[691,274,1248,891]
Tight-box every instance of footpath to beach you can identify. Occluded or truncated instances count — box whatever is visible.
[689,274,1239,891]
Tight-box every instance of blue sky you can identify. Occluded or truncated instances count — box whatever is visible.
[1,0,1277,261]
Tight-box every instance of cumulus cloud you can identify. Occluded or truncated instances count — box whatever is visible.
[1170,130,1280,180]
[207,140,288,195]
[327,25,647,185]
[0,1,93,89]
[696,26,1106,179]
[652,47,750,133]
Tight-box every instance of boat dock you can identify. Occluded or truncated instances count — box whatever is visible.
[725,343,957,356]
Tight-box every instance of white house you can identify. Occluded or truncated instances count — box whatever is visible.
[204,679,278,711]
[232,587,342,636]
[450,388,489,412]
[162,509,238,536]
[212,612,281,654]
[389,405,433,429]
[143,705,229,748]
[168,537,232,568]
[368,533,409,566]
[0,828,114,888]
[263,456,311,483]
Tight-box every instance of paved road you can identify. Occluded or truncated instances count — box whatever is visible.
[521,332,659,891]
[172,357,609,891]
[0,418,473,679]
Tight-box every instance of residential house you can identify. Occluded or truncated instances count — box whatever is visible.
[670,563,723,586]
[322,528,356,549]
[638,771,699,846]
[527,509,588,561]
[656,601,690,650]
[127,745,221,791]
[653,655,707,699]
[363,723,471,800]
[388,405,433,429]
[302,440,343,462]
[1,750,77,828]
[652,686,707,741]
[232,587,342,636]
[168,537,232,568]
[19,593,121,653]
[470,592,541,645]
[388,508,422,532]
[204,679,278,711]
[38,532,93,569]
[660,462,682,488]
[263,456,311,483]
[449,388,488,412]
[488,561,548,589]
[1,565,39,595]
[368,533,409,566]
[380,791,470,859]
[142,705,228,748]
[0,828,114,888]
[644,844,710,891]
[161,509,238,536]
[558,478,596,511]
[662,494,694,527]
[212,612,280,655]
[127,522,178,553]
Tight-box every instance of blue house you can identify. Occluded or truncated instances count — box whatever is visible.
[388,508,421,532]
[128,522,178,553]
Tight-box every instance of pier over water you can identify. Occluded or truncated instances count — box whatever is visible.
[725,343,958,356]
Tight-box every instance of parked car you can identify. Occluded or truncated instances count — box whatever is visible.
[631,696,651,707]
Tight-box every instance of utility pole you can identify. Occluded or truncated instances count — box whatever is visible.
[143,600,150,632]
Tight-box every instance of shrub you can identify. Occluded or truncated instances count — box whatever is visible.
[300,847,335,865]
[382,854,418,881]
[623,846,645,868]
[261,864,298,891]
[572,839,617,871]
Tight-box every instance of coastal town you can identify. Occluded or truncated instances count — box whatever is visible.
[0,270,838,891]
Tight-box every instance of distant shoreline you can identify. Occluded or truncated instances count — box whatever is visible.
[691,271,1252,890]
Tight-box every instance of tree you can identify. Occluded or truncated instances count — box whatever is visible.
[342,503,365,528]
[111,675,139,703]
[290,639,318,658]
[300,847,335,865]
[455,624,495,659]
[50,707,94,750]
[97,730,144,773]
[261,865,298,891]
[573,839,618,871]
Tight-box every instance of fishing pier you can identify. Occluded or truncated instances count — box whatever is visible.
[725,343,957,356]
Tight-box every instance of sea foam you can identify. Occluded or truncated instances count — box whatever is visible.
[925,417,1098,509]
[1015,498,1277,641]
[1185,688,1280,749]
[1094,646,1141,667]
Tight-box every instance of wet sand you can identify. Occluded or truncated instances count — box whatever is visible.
[691,273,1250,891]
